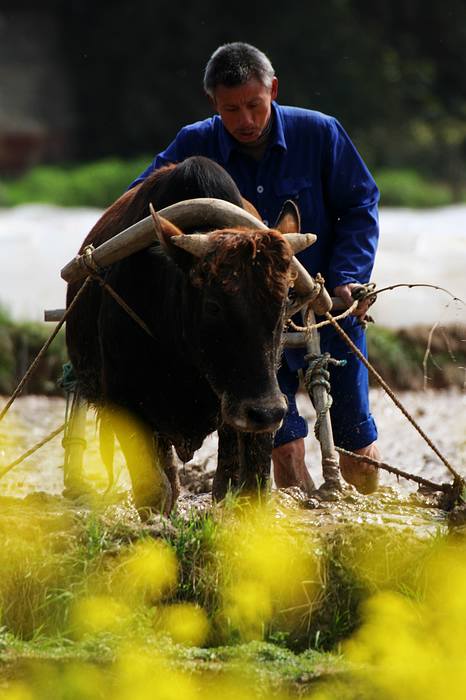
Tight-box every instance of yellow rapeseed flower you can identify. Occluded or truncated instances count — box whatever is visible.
[115,538,178,603]
[218,503,318,639]
[0,682,34,700]
[158,603,209,646]
[71,594,131,636]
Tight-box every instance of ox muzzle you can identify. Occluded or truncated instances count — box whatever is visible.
[220,391,288,434]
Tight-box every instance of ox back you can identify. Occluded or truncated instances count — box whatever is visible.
[66,156,293,514]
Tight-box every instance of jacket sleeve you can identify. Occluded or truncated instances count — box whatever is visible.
[323,118,379,291]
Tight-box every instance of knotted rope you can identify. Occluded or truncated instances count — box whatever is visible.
[79,246,155,339]
[287,275,463,493]
[303,352,347,440]
[287,282,376,333]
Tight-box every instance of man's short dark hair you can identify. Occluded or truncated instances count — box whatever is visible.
[203,42,275,97]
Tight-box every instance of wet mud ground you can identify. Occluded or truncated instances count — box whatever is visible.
[0,388,464,531]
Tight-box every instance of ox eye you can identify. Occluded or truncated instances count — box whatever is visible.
[204,300,222,316]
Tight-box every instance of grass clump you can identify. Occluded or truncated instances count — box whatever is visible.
[0,492,460,697]
[0,305,67,395]
[366,323,466,390]
[366,325,421,389]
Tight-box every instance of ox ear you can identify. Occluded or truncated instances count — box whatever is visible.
[274,199,301,234]
[149,203,193,269]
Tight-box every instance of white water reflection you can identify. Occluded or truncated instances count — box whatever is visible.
[372,206,466,327]
[0,203,465,328]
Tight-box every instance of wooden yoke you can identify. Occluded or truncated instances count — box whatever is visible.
[60,197,332,316]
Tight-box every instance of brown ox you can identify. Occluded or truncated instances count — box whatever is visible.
[66,156,314,513]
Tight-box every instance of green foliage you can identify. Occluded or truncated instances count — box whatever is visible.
[0,496,447,668]
[366,326,421,389]
[2,159,463,209]
[163,509,224,629]
[0,157,150,209]
[0,305,67,395]
[366,324,466,390]
[0,307,15,393]
[374,169,454,208]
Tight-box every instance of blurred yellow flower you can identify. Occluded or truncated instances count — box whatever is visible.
[339,539,466,700]
[113,644,199,700]
[158,603,209,646]
[218,503,318,640]
[0,682,34,700]
[224,580,272,639]
[71,594,131,636]
[115,538,178,603]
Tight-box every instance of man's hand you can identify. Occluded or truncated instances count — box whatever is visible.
[333,283,372,318]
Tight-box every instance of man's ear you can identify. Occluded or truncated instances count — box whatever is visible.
[271,76,279,101]
[274,199,301,233]
[208,93,217,112]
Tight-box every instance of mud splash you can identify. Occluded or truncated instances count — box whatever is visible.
[274,486,448,538]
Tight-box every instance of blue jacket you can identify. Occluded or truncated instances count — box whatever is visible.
[131,102,379,293]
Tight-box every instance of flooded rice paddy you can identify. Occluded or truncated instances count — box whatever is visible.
[0,388,464,534]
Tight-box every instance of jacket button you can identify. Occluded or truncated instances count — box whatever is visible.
[257,185,264,194]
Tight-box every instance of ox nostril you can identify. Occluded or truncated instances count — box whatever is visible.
[246,405,286,429]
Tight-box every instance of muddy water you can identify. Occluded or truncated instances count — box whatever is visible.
[0,389,464,535]
[0,395,130,498]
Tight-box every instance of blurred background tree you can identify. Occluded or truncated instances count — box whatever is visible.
[1,0,465,191]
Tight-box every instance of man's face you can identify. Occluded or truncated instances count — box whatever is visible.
[212,77,278,144]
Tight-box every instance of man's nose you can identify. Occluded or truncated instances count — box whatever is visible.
[238,109,254,126]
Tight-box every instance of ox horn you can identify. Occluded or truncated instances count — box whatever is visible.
[171,231,317,258]
[283,233,317,253]
[157,197,264,230]
[149,202,164,245]
[170,233,214,257]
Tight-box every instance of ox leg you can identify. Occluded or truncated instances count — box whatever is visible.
[213,425,241,501]
[214,429,273,501]
[237,432,273,496]
[110,409,175,516]
[62,392,89,499]
[161,438,180,505]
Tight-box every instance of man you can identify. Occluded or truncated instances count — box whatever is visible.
[131,42,380,495]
